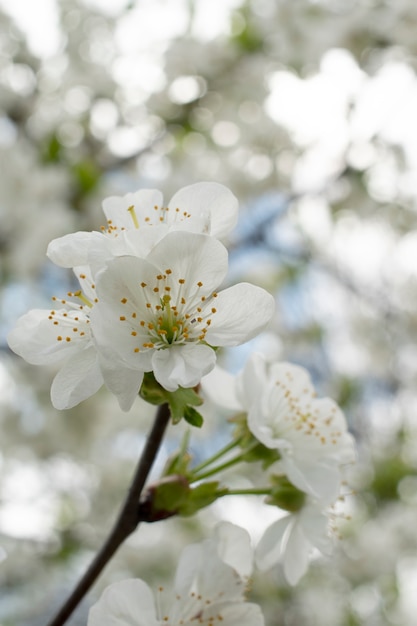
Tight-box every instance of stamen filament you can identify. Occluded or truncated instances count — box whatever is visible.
[127,205,139,228]
[74,291,93,308]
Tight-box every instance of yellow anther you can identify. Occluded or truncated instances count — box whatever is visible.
[121,298,128,304]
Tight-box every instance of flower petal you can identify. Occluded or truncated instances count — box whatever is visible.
[168,182,238,238]
[7,309,87,365]
[213,521,253,579]
[205,283,275,347]
[47,231,103,267]
[282,454,341,503]
[201,365,241,412]
[283,519,310,585]
[152,343,216,391]
[50,346,103,410]
[99,354,145,412]
[204,602,265,626]
[102,189,163,229]
[256,516,292,571]
[146,231,228,297]
[88,579,159,626]
[235,353,267,411]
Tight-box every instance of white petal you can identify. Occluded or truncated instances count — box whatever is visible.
[299,505,332,555]
[47,231,103,267]
[50,346,103,410]
[91,256,160,367]
[204,602,265,626]
[282,454,341,503]
[152,344,216,391]
[99,355,145,412]
[146,231,228,297]
[205,283,275,347]
[283,520,310,585]
[88,579,159,626]
[268,361,315,399]
[168,182,238,238]
[213,521,253,579]
[7,309,84,365]
[102,189,163,229]
[256,516,292,571]
[200,365,241,412]
[235,353,267,410]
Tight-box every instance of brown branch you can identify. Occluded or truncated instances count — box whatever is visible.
[46,402,171,626]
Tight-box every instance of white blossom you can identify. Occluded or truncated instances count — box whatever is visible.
[7,267,103,410]
[90,231,275,410]
[88,522,264,626]
[46,182,239,271]
[256,503,332,585]
[238,354,355,503]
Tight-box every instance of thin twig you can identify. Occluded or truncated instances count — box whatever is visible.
[46,402,171,626]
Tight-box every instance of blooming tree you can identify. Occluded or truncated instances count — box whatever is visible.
[3,1,417,624]
[7,181,356,626]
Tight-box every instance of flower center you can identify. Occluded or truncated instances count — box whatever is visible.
[118,270,219,354]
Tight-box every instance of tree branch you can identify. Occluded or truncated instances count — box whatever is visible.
[46,402,171,626]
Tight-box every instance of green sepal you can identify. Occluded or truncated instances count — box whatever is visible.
[266,475,306,513]
[168,387,203,425]
[178,481,228,517]
[183,406,204,428]
[139,372,168,405]
[139,373,203,425]
[153,476,190,513]
[163,430,192,477]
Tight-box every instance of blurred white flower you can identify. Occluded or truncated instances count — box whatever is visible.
[239,355,355,503]
[256,502,331,585]
[91,231,275,410]
[88,522,264,626]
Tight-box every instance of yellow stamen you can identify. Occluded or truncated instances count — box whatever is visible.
[127,205,139,228]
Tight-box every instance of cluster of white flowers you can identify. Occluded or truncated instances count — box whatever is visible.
[203,353,356,585]
[7,182,274,410]
[88,522,264,626]
[7,180,356,622]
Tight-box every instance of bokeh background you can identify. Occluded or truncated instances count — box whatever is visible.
[1,0,417,624]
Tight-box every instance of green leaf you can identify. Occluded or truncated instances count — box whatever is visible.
[72,160,101,195]
[183,406,204,428]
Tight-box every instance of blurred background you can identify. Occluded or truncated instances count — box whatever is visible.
[1,0,417,624]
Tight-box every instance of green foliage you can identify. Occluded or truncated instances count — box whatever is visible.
[372,456,417,502]
[71,160,101,196]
